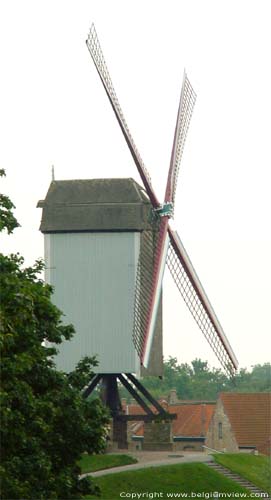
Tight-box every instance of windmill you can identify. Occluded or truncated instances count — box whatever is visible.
[85,24,238,378]
[38,25,238,449]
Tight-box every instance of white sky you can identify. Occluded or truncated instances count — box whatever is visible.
[1,0,270,372]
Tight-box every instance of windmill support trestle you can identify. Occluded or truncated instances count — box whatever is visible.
[83,373,176,449]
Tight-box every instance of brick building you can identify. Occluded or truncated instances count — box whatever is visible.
[122,395,216,451]
[205,393,271,455]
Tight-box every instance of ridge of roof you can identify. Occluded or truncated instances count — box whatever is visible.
[38,178,149,206]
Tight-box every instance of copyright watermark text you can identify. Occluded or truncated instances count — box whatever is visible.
[119,492,269,499]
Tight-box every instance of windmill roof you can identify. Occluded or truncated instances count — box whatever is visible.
[220,392,271,455]
[38,178,153,232]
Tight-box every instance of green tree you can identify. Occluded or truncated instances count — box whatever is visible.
[250,363,271,392]
[0,178,109,499]
[228,363,271,393]
[138,357,229,401]
[163,358,193,399]
[0,169,20,233]
[138,357,270,402]
[188,359,229,400]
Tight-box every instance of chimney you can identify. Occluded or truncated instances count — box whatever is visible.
[169,389,178,404]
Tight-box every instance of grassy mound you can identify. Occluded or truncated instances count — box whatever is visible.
[84,462,250,499]
[214,453,271,494]
[79,453,137,474]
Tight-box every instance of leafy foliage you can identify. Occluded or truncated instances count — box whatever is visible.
[0,169,20,233]
[233,363,271,393]
[0,181,109,499]
[120,357,271,402]
[137,357,230,401]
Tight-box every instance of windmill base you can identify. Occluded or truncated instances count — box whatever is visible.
[83,373,176,449]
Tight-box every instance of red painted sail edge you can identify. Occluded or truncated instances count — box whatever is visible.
[141,218,169,367]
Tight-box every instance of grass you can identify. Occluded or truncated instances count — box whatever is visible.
[214,453,271,494]
[79,453,137,474]
[84,462,250,499]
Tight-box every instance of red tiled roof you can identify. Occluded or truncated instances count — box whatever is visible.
[172,404,215,436]
[125,402,215,437]
[220,393,271,455]
[123,404,150,416]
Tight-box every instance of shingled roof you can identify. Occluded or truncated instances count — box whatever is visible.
[220,392,271,455]
[38,178,152,232]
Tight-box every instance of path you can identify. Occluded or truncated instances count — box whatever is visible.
[81,451,213,478]
[80,450,269,498]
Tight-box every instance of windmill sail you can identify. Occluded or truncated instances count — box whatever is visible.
[86,24,159,208]
[133,217,169,367]
[166,72,197,208]
[167,229,238,377]
[86,24,238,377]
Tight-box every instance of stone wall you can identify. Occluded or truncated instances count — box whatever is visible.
[205,398,238,452]
[142,421,173,451]
[173,440,204,452]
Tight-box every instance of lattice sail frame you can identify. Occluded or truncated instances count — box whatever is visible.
[133,217,160,359]
[165,72,197,209]
[170,73,197,207]
[133,216,169,367]
[167,231,238,378]
[86,24,156,205]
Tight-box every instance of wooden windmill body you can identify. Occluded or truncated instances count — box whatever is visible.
[38,178,162,376]
[39,25,238,447]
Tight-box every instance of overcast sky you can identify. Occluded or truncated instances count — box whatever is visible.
[1,0,270,372]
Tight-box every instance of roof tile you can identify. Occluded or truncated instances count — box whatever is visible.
[125,402,215,437]
[220,392,271,455]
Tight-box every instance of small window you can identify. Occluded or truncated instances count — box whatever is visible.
[218,422,223,439]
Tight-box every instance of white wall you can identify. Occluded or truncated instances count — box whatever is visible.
[45,232,140,373]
